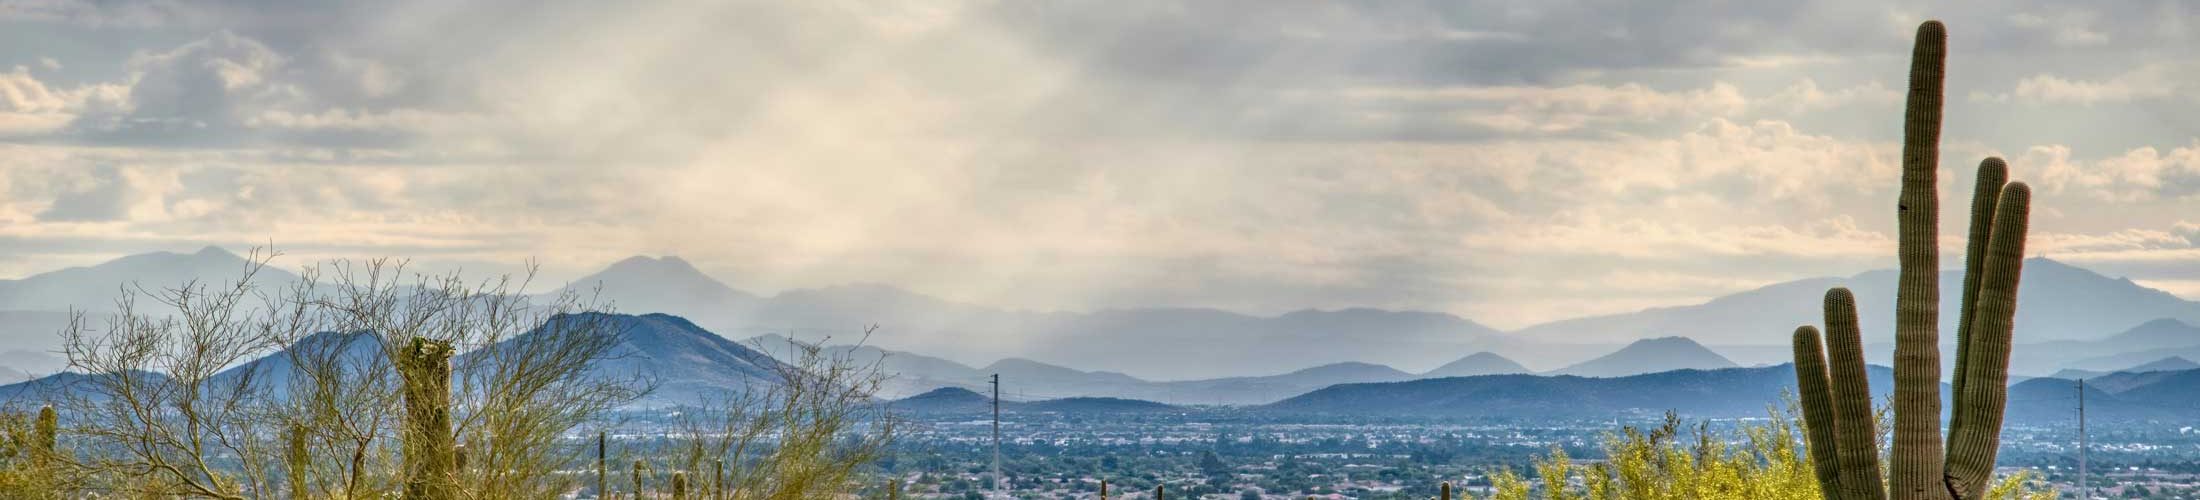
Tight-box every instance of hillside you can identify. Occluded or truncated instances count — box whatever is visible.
[552,313,786,405]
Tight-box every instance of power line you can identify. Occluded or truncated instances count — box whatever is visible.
[2077,378,2088,499]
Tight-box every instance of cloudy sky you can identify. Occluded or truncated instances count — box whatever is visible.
[1,0,2196,328]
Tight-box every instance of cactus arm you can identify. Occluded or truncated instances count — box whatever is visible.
[1943,183,2030,499]
[1823,288,1887,500]
[1947,158,2006,434]
[1891,19,1951,500]
[1793,326,1845,499]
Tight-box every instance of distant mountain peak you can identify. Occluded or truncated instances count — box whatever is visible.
[598,255,703,275]
[2129,356,2200,373]
[1424,352,1530,378]
[1553,336,1737,377]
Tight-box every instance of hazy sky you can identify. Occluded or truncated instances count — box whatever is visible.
[1,0,2196,328]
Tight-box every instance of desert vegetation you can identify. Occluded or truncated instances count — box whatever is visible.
[1479,407,2054,500]
[0,250,893,499]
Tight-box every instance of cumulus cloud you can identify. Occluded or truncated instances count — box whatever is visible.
[2023,141,2200,202]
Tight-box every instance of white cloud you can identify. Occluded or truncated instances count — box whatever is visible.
[1973,63,2191,105]
[2022,142,2200,202]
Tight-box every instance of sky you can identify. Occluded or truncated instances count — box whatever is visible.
[0,0,2196,329]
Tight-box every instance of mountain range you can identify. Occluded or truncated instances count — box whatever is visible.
[0,312,787,408]
[1513,259,2200,346]
[888,387,1178,414]
[1264,364,2200,423]
[9,305,2200,421]
[749,334,1723,404]
[3,248,2198,387]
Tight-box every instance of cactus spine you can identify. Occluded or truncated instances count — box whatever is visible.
[287,423,309,499]
[397,338,457,500]
[1791,20,2032,500]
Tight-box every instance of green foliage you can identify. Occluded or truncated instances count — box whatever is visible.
[1790,19,2035,500]
[1484,407,2054,500]
[0,407,71,499]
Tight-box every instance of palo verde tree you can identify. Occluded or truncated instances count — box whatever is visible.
[45,250,648,498]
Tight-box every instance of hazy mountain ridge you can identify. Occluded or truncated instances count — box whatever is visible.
[0,312,787,408]
[887,387,1177,414]
[1513,259,2200,346]
[1422,352,1530,378]
[563,259,1509,380]
[1551,337,1738,377]
[7,249,2200,387]
[744,335,1432,404]
[1267,365,2200,422]
[2049,356,2200,380]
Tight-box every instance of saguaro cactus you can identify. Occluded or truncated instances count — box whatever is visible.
[32,405,55,465]
[673,471,689,500]
[397,338,458,500]
[287,423,310,499]
[597,432,608,499]
[633,459,646,497]
[1791,20,2033,500]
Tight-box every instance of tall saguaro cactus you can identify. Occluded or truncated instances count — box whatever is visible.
[1792,20,2033,500]
[398,338,458,500]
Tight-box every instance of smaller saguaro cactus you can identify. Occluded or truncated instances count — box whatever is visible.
[714,458,725,498]
[1441,481,1452,500]
[1100,479,1108,500]
[633,459,646,498]
[673,471,688,500]
[1156,484,1165,500]
[886,478,900,500]
[597,432,608,499]
[32,405,56,465]
[287,423,310,499]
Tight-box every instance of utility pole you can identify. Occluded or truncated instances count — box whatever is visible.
[2078,378,2088,499]
[992,373,1003,499]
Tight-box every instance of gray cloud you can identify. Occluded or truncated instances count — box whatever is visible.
[0,0,2196,328]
